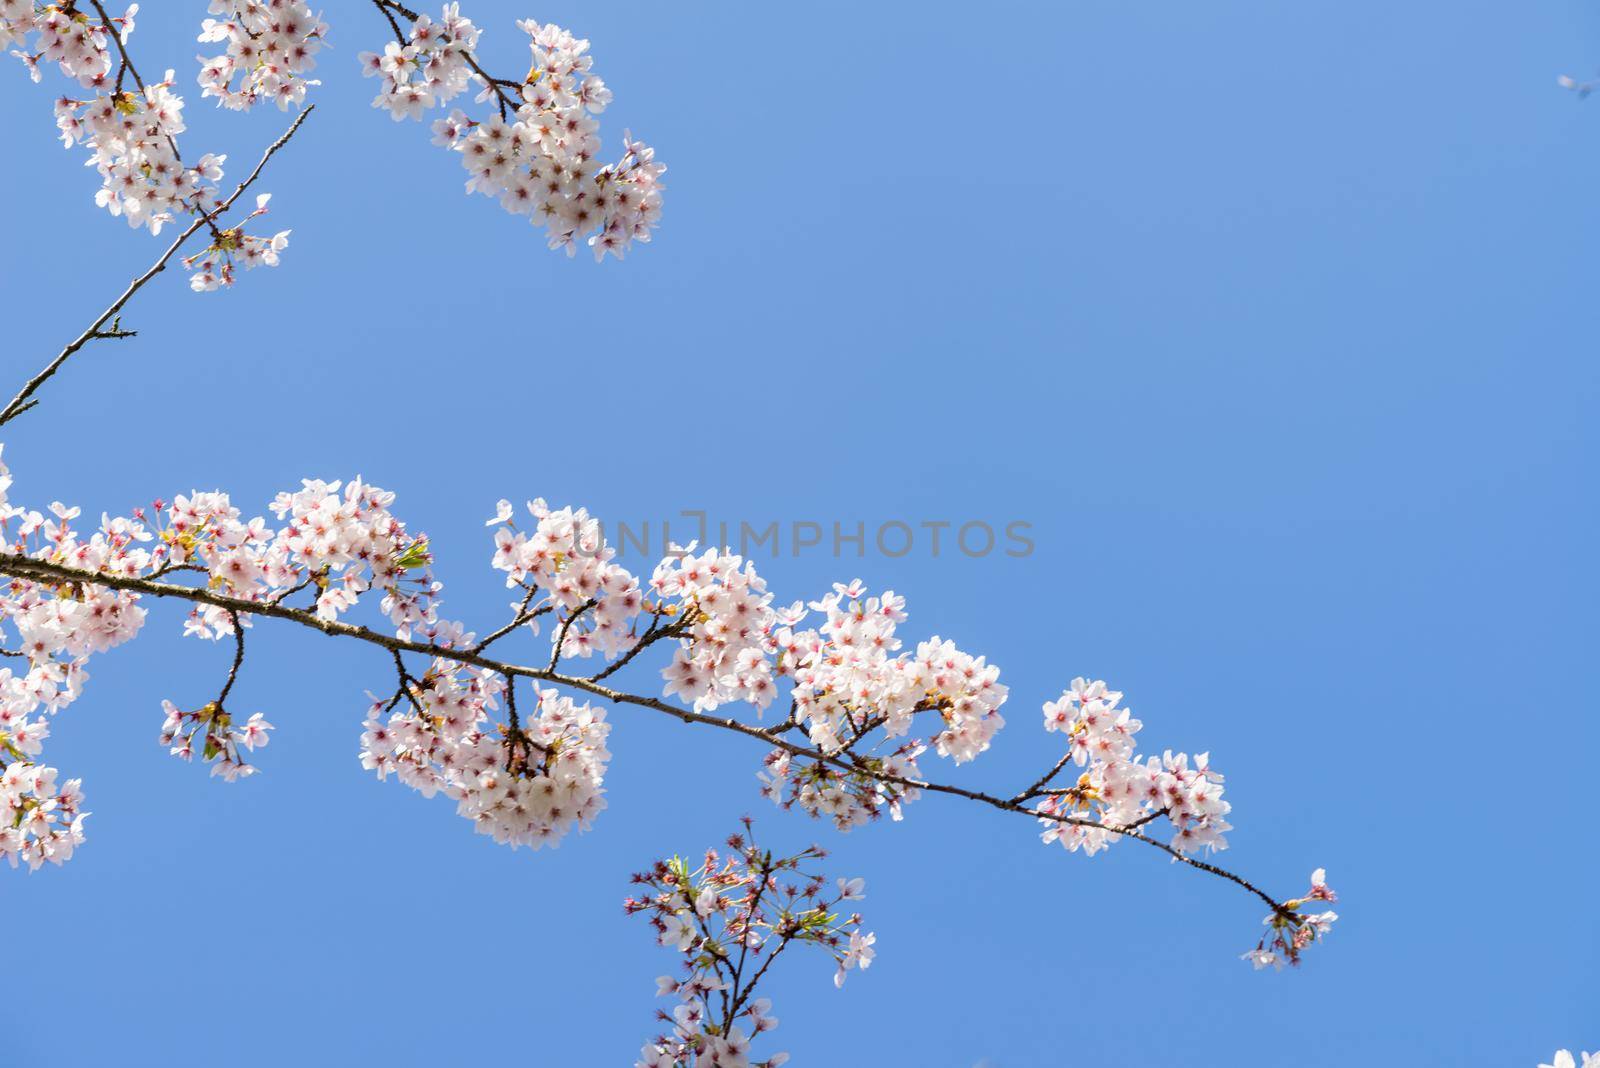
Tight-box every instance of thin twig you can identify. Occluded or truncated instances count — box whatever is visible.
[472,584,549,654]
[0,106,316,428]
[1013,751,1075,803]
[548,597,597,672]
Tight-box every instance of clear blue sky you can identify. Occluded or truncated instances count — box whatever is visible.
[2,2,1595,1064]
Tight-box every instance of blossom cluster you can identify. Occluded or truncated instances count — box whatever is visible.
[625,825,873,1067]
[1542,1053,1600,1068]
[6,1,294,288]
[359,3,479,118]
[183,192,291,290]
[2,0,127,85]
[758,739,927,831]
[0,447,141,870]
[0,457,463,867]
[485,513,1011,832]
[196,0,327,111]
[1558,74,1597,99]
[55,66,209,235]
[166,476,443,637]
[781,582,1007,762]
[487,497,649,660]
[491,521,1003,833]
[0,760,87,872]
[361,670,611,850]
[753,581,1006,828]
[363,4,665,260]
[1035,677,1231,857]
[7,471,613,852]
[1241,867,1339,970]
[655,547,782,713]
[485,505,785,714]
[159,699,273,781]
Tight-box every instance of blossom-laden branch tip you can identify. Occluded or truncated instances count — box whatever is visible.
[626,823,871,1067]
[1240,867,1339,970]
[362,2,665,261]
[3,0,302,291]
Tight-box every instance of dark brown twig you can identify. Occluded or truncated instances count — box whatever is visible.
[216,611,247,706]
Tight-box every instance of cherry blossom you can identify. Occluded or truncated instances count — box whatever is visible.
[487,498,652,661]
[56,71,208,236]
[1240,868,1340,970]
[1035,677,1230,857]
[776,584,1006,761]
[184,193,291,290]
[626,823,869,1066]
[0,441,1337,976]
[3,1,122,87]
[759,739,928,831]
[0,446,132,871]
[654,546,780,713]
[159,700,274,780]
[1558,74,1597,99]
[1541,1052,1600,1068]
[753,583,1005,828]
[363,670,611,849]
[196,0,327,112]
[11,0,666,307]
[0,759,87,872]
[6,1,297,290]
[362,2,665,260]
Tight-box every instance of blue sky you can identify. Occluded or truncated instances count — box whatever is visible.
[1,1,1596,1064]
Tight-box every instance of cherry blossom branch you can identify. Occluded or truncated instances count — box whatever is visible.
[369,0,521,118]
[84,1,190,181]
[629,826,872,1063]
[0,106,315,429]
[0,550,1289,917]
[356,1,665,259]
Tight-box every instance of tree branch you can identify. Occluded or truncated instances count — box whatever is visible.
[0,106,316,428]
[0,551,1290,917]
[216,611,246,706]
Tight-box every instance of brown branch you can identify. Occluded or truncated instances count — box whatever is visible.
[216,611,247,706]
[547,597,597,671]
[0,551,1290,917]
[87,0,150,96]
[1013,751,1075,803]
[472,583,547,654]
[0,106,316,428]
[388,650,426,715]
